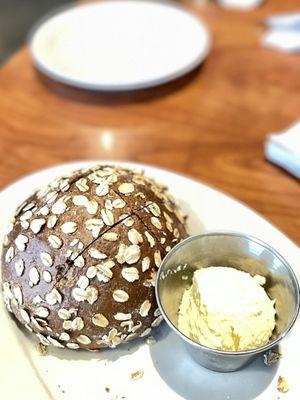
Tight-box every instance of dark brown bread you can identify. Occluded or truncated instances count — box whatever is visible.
[1,165,188,350]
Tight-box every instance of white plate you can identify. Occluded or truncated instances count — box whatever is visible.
[29,0,210,91]
[0,161,299,400]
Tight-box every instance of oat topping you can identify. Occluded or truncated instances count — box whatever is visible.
[20,309,30,324]
[145,231,155,247]
[124,245,141,264]
[36,333,50,346]
[15,234,29,251]
[29,267,40,285]
[92,313,109,327]
[66,342,80,349]
[74,255,85,268]
[108,328,121,346]
[139,300,151,317]
[113,289,129,303]
[58,308,73,320]
[72,195,88,206]
[154,308,161,317]
[142,257,151,272]
[87,263,113,283]
[96,183,109,197]
[72,286,98,304]
[77,335,91,345]
[22,202,35,212]
[151,315,163,327]
[15,259,25,277]
[51,197,68,215]
[47,215,58,229]
[5,246,15,262]
[85,218,103,238]
[62,320,72,330]
[40,252,53,267]
[34,307,50,318]
[39,206,50,216]
[86,200,98,215]
[59,332,70,341]
[140,328,151,337]
[121,267,139,282]
[48,234,63,249]
[45,288,62,305]
[118,183,134,194]
[13,286,23,305]
[102,232,119,241]
[123,217,134,227]
[1,165,188,351]
[104,199,113,210]
[151,217,162,230]
[33,295,43,304]
[112,198,126,209]
[20,220,29,229]
[61,221,77,234]
[128,228,143,245]
[30,218,46,234]
[116,243,126,264]
[114,312,132,321]
[101,209,114,226]
[154,250,162,268]
[71,317,84,331]
[77,276,89,290]
[75,178,89,192]
[47,336,64,348]
[89,248,107,260]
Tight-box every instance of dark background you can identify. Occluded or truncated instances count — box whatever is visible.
[0,0,74,64]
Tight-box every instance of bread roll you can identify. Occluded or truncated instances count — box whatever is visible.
[1,165,188,350]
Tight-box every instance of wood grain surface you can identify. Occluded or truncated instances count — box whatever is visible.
[0,0,299,243]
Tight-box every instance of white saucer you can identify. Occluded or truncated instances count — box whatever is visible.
[29,1,211,91]
[0,161,299,400]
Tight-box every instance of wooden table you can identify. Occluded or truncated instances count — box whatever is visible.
[0,0,299,243]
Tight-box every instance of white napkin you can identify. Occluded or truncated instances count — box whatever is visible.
[265,121,300,179]
[262,12,300,52]
[265,12,300,30]
[217,0,263,10]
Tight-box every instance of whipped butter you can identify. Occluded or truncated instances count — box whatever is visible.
[178,267,276,351]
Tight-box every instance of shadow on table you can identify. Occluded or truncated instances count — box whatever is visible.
[149,324,279,400]
[34,64,204,106]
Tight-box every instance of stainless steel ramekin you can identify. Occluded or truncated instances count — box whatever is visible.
[155,232,300,372]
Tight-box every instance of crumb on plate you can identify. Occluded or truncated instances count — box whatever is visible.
[277,375,289,393]
[130,370,144,381]
[37,342,47,356]
[146,336,156,345]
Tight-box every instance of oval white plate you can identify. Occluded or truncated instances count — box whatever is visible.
[29,0,211,91]
[0,161,299,400]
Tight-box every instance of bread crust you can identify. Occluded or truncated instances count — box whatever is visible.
[1,165,188,350]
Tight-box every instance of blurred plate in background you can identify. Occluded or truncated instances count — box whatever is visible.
[29,0,211,91]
